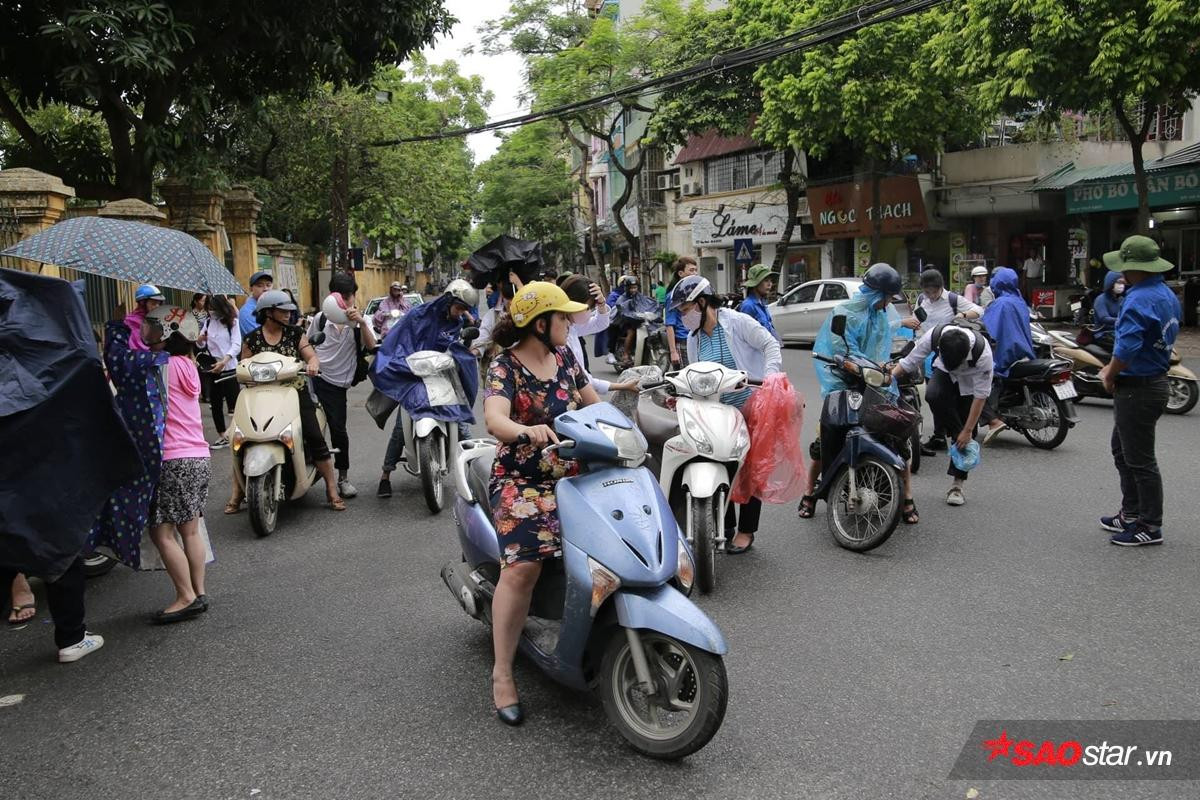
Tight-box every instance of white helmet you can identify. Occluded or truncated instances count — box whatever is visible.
[444,278,479,309]
[971,266,989,278]
[146,305,200,342]
[321,293,350,325]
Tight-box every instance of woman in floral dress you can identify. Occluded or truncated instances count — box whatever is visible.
[482,282,597,726]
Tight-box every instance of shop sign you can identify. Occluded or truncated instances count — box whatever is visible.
[1066,167,1200,214]
[807,176,929,239]
[1032,289,1055,307]
[690,203,788,247]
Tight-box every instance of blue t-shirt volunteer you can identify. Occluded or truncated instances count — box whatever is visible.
[738,294,777,339]
[1112,275,1181,377]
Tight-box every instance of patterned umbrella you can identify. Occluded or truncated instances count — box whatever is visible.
[0,216,245,295]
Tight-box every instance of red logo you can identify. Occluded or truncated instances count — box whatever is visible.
[823,190,843,207]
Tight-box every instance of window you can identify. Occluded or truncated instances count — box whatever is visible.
[820,282,848,301]
[704,149,786,193]
[785,283,819,305]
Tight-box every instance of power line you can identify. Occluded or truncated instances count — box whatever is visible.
[375,0,950,146]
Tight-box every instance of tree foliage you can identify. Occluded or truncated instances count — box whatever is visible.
[0,0,454,200]
[955,0,1200,232]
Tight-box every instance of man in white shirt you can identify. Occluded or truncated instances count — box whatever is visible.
[1023,251,1044,301]
[894,323,993,507]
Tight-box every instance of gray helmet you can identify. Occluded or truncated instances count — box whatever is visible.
[862,263,902,295]
[444,278,479,309]
[256,289,297,315]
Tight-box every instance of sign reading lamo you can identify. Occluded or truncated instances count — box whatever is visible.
[690,203,788,247]
[806,176,929,239]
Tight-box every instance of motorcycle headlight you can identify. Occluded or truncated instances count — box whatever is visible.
[686,368,722,397]
[248,360,282,383]
[676,538,695,594]
[588,557,621,616]
[679,407,713,454]
[596,421,647,466]
[862,367,886,387]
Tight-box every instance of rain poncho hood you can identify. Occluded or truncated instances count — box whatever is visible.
[1092,271,1125,332]
[981,267,1035,377]
[813,284,902,396]
[370,293,477,423]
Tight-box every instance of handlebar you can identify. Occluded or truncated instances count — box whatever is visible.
[813,354,838,364]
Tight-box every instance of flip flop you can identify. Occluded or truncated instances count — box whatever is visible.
[797,495,817,519]
[327,497,347,511]
[902,498,919,524]
[7,603,36,625]
[224,499,243,515]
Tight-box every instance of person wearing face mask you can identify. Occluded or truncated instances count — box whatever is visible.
[1091,271,1126,351]
[964,266,989,305]
[669,274,782,554]
[482,282,601,725]
[738,264,780,340]
[979,267,1036,445]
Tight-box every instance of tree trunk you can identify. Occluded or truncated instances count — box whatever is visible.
[1114,99,1155,235]
[771,148,801,274]
[562,122,606,290]
[869,158,883,264]
[331,152,350,271]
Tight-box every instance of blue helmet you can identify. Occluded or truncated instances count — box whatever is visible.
[668,274,714,310]
[862,263,902,296]
[135,283,165,303]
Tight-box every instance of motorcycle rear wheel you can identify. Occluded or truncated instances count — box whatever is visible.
[599,630,728,761]
[247,467,279,537]
[1166,377,1198,415]
[1018,391,1070,450]
[689,495,718,594]
[419,430,446,513]
[82,552,118,578]
[827,457,901,552]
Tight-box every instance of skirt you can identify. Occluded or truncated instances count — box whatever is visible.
[150,457,211,526]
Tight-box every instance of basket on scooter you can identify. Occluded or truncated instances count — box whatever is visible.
[860,386,920,440]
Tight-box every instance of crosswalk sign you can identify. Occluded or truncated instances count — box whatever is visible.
[733,238,754,265]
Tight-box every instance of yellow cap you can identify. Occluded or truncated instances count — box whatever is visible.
[508,281,587,327]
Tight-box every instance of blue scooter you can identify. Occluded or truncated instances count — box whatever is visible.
[444,402,729,760]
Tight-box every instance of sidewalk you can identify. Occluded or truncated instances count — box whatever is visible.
[1177,326,1200,358]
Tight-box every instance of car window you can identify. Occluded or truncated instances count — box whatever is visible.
[790,284,819,305]
[820,282,848,301]
[365,298,382,315]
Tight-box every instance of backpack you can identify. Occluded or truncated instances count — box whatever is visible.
[931,319,993,368]
[917,290,959,315]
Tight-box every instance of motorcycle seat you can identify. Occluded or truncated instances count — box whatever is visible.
[468,452,496,526]
[634,397,679,446]
[1007,358,1059,379]
[1083,344,1113,363]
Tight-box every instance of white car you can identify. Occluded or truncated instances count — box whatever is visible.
[364,293,424,335]
[768,278,913,345]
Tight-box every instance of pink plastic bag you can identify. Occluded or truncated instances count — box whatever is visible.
[730,373,807,505]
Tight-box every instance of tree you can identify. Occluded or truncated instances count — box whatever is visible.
[737,0,989,260]
[957,0,1200,234]
[0,0,453,200]
[476,122,577,266]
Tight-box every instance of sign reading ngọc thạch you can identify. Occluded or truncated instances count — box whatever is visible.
[807,176,929,240]
[1066,167,1200,214]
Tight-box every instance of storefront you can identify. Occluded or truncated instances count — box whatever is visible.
[689,202,827,293]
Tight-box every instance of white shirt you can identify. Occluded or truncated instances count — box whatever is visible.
[204,318,242,369]
[685,307,782,380]
[568,305,614,394]
[1023,257,1043,280]
[474,306,503,353]
[915,290,981,335]
[307,313,360,388]
[899,328,994,399]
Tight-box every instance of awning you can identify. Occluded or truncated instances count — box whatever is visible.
[1031,142,1200,190]
[673,129,759,165]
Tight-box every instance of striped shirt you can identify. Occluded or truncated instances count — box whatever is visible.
[698,323,751,408]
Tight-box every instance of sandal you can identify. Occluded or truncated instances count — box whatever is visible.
[797,495,817,519]
[902,498,919,525]
[7,603,36,625]
[224,498,243,515]
[327,496,347,511]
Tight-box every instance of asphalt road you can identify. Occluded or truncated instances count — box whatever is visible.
[3,347,1200,800]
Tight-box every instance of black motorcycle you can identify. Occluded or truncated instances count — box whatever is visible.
[891,340,924,474]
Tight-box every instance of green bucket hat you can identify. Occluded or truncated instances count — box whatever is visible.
[1102,235,1174,274]
[742,263,778,288]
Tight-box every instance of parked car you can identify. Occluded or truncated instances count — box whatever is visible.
[769,278,913,345]
[363,293,424,335]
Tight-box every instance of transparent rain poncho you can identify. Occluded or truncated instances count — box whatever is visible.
[812,284,903,397]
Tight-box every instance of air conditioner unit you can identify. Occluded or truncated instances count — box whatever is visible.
[683,182,703,196]
[670,172,681,188]
[656,174,671,190]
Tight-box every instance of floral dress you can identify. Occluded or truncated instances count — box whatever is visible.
[484,348,589,568]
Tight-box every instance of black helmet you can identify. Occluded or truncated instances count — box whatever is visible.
[919,268,944,289]
[862,263,902,295]
[938,327,972,370]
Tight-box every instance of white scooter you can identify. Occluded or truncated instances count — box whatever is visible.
[618,310,671,373]
[228,353,329,537]
[397,350,469,513]
[635,362,754,594]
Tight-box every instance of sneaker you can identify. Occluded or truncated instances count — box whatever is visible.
[946,486,965,506]
[377,478,392,498]
[58,632,104,663]
[338,479,358,499]
[1100,511,1137,533]
[210,437,230,450]
[1110,525,1163,547]
[982,422,1008,446]
[923,436,947,452]
[605,354,617,365]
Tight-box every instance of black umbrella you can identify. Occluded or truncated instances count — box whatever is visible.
[464,234,542,289]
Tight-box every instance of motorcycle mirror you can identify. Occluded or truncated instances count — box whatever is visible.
[914,307,928,323]
[308,331,326,347]
[461,326,481,344]
[830,314,847,338]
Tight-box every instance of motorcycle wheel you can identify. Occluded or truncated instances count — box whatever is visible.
[247,467,279,538]
[689,495,718,594]
[827,457,901,552]
[1019,391,1071,450]
[82,552,118,578]
[1166,377,1198,415]
[419,430,445,513]
[599,630,728,761]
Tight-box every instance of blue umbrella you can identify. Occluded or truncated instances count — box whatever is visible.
[0,216,245,296]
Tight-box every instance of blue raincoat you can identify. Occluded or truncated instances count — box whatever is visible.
[812,284,902,396]
[370,294,478,423]
[981,267,1035,377]
[1092,271,1124,334]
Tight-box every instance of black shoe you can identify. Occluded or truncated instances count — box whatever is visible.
[496,704,524,726]
[726,533,755,555]
[196,595,209,612]
[920,442,937,457]
[151,597,205,625]
[377,478,392,498]
[922,436,947,452]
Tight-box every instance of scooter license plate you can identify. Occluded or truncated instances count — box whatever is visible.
[1053,381,1077,400]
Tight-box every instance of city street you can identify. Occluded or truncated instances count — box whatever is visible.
[3,347,1199,800]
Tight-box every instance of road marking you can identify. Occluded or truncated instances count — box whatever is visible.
[0,694,25,707]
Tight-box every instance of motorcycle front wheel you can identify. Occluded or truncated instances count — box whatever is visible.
[419,430,446,513]
[1166,377,1198,415]
[827,457,901,552]
[689,495,718,594]
[247,466,279,537]
[599,630,728,760]
[1019,390,1071,449]
[82,552,118,578]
